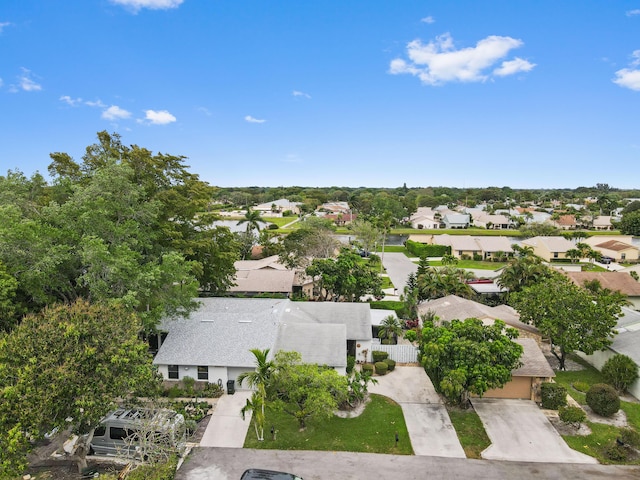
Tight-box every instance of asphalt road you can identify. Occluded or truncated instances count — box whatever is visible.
[175,447,640,480]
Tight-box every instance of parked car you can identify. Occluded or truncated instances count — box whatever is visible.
[241,469,304,480]
[600,256,614,264]
[90,407,185,458]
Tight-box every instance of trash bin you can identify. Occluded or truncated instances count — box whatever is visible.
[227,379,235,395]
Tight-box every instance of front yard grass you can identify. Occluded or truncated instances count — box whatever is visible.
[446,406,491,459]
[554,355,640,464]
[380,276,394,289]
[244,394,413,455]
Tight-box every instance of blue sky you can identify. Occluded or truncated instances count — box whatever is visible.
[1,1,639,189]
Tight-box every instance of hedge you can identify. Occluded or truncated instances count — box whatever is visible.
[372,350,389,363]
[405,240,450,258]
[374,362,389,375]
[383,358,396,372]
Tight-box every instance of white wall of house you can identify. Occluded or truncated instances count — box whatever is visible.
[356,339,373,363]
[576,349,640,401]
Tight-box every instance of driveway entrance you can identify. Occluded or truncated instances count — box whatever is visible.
[472,398,597,463]
[368,366,465,458]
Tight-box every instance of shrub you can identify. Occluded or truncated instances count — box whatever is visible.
[374,362,388,375]
[620,427,640,448]
[166,385,183,399]
[346,355,356,374]
[372,350,389,363]
[381,339,394,345]
[201,382,224,398]
[558,406,586,427]
[541,382,567,410]
[603,442,628,462]
[182,376,195,396]
[267,223,279,230]
[383,358,396,372]
[586,383,620,417]
[405,240,450,258]
[601,354,639,393]
[127,456,179,480]
[473,253,482,262]
[572,381,590,393]
[404,330,417,342]
[361,363,374,374]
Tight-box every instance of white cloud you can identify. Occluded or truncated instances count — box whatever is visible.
[613,50,640,91]
[389,32,533,85]
[494,57,536,76]
[60,95,83,106]
[18,68,42,91]
[110,0,183,12]
[292,90,311,99]
[0,21,10,33]
[85,99,106,108]
[143,109,177,125]
[626,9,640,16]
[421,16,435,24]
[102,105,132,120]
[197,106,212,116]
[0,78,3,88]
[245,115,266,124]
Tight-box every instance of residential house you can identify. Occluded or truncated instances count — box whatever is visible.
[153,298,375,385]
[323,212,358,226]
[254,199,302,216]
[473,236,514,260]
[410,207,441,230]
[429,235,513,260]
[521,236,575,262]
[584,236,639,263]
[231,255,314,297]
[592,216,614,231]
[576,306,640,400]
[417,296,552,400]
[550,214,577,230]
[471,213,513,230]
[441,213,470,229]
[318,201,351,214]
[564,271,640,309]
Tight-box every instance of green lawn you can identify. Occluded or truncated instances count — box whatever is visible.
[423,260,505,270]
[380,276,394,289]
[446,406,491,459]
[243,394,413,455]
[554,356,640,464]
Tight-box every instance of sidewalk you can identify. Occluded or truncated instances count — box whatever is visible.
[199,391,252,447]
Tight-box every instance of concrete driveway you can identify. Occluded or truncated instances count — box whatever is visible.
[199,391,252,448]
[368,366,465,458]
[380,252,417,294]
[472,398,597,463]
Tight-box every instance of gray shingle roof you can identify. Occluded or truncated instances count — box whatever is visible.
[275,323,346,367]
[513,338,555,378]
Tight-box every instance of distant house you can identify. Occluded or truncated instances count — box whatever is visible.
[323,212,358,226]
[471,213,513,230]
[577,306,640,400]
[318,201,351,214]
[521,236,575,262]
[585,237,639,263]
[441,213,470,229]
[230,255,314,298]
[563,271,640,309]
[153,298,375,385]
[592,215,614,231]
[410,208,441,230]
[254,199,302,216]
[551,215,577,230]
[427,234,513,260]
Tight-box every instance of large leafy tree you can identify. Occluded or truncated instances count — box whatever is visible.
[510,273,625,370]
[496,249,552,297]
[0,300,160,475]
[417,266,474,301]
[306,248,383,301]
[278,217,340,269]
[618,211,640,236]
[270,351,348,430]
[347,219,381,255]
[419,318,523,406]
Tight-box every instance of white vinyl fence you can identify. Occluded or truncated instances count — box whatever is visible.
[371,344,418,364]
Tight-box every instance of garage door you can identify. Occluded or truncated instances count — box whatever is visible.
[483,376,531,399]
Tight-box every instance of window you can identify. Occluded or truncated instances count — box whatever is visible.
[198,366,209,381]
[622,253,626,260]
[168,365,179,379]
[94,425,106,437]
[553,252,559,259]
[110,427,129,440]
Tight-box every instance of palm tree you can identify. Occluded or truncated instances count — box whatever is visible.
[378,315,403,344]
[237,349,274,441]
[241,392,265,441]
[237,208,267,233]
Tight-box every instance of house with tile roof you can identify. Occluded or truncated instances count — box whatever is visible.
[230,255,314,298]
[153,298,374,387]
[585,237,639,263]
[254,198,302,216]
[563,271,640,309]
[521,236,575,262]
[428,235,513,260]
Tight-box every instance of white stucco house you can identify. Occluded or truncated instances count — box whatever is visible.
[153,298,374,388]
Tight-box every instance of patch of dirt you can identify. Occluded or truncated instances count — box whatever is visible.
[547,414,592,437]
[334,395,371,418]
